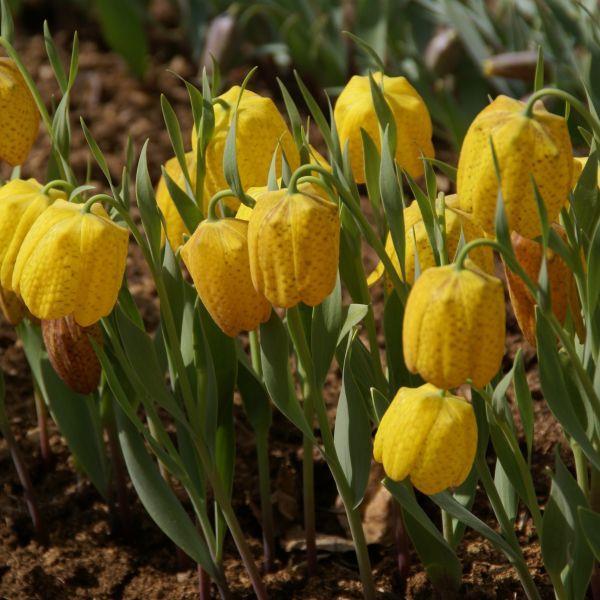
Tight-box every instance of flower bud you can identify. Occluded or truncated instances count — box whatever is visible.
[505,227,581,346]
[0,178,64,292]
[247,184,340,308]
[374,383,477,495]
[12,200,129,327]
[367,195,493,288]
[156,153,196,250]
[403,261,506,389]
[192,86,299,206]
[42,315,102,395]
[0,58,40,166]
[181,218,271,337]
[457,95,573,238]
[334,73,434,183]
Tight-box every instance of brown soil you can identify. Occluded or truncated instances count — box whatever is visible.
[0,3,566,599]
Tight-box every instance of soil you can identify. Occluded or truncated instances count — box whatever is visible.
[0,2,569,599]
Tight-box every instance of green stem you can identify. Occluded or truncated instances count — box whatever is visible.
[287,306,376,599]
[301,379,317,576]
[523,88,600,143]
[207,189,256,221]
[572,442,590,500]
[154,269,268,600]
[441,508,453,546]
[40,179,75,196]
[249,330,276,573]
[475,455,542,600]
[256,432,276,573]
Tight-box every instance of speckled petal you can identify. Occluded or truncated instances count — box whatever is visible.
[73,211,129,326]
[334,73,434,183]
[457,95,573,238]
[0,59,40,166]
[182,218,271,337]
[192,86,299,206]
[403,261,506,390]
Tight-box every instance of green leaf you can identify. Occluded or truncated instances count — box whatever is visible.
[342,31,385,72]
[572,149,600,240]
[587,216,600,315]
[0,0,14,44]
[578,507,600,561]
[383,291,419,394]
[95,0,148,77]
[115,405,220,579]
[236,346,272,435]
[160,167,202,239]
[513,350,534,464]
[161,94,192,190]
[534,45,544,92]
[370,387,389,423]
[386,480,462,593]
[541,451,593,599]
[312,274,343,387]
[43,21,68,94]
[536,309,600,470]
[334,336,372,508]
[136,140,162,263]
[361,129,382,228]
[80,117,115,193]
[337,303,369,346]
[432,490,519,560]
[260,312,315,441]
[368,73,397,155]
[379,127,405,279]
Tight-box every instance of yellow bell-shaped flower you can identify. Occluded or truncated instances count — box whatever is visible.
[367,195,494,288]
[12,199,129,327]
[181,217,271,337]
[457,95,573,239]
[156,153,196,250]
[247,183,340,308]
[0,178,65,292]
[192,86,299,206]
[403,260,506,389]
[0,58,40,166]
[374,383,477,495]
[334,73,435,184]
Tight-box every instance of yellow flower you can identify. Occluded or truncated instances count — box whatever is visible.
[156,153,196,250]
[374,383,477,495]
[12,199,129,326]
[334,73,434,183]
[181,218,271,337]
[403,261,506,389]
[367,195,493,288]
[247,183,340,308]
[457,95,573,239]
[192,86,299,207]
[0,178,65,292]
[505,226,582,347]
[0,58,40,166]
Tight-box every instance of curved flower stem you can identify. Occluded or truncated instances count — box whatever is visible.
[40,179,75,196]
[523,88,600,143]
[287,306,376,599]
[207,189,255,221]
